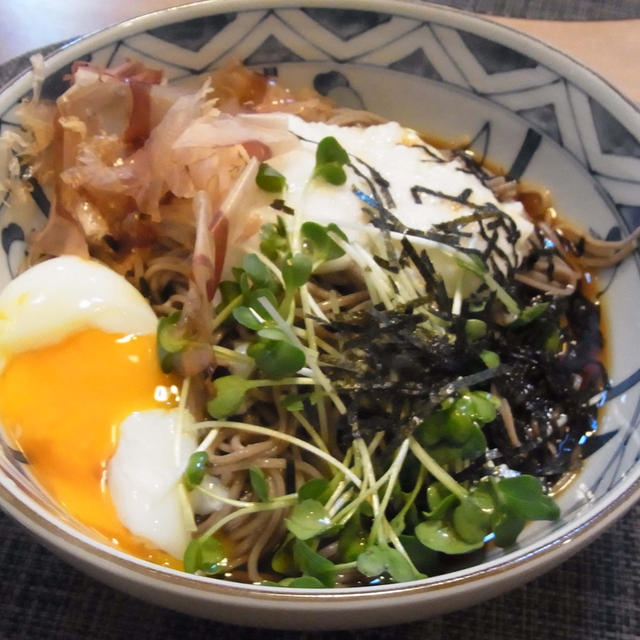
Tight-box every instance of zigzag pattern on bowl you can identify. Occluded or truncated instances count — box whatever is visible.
[0,6,639,547]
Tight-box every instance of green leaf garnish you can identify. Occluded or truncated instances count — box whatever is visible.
[297,478,330,502]
[511,302,550,327]
[283,393,305,412]
[263,576,326,588]
[494,475,560,521]
[479,349,501,368]
[491,510,525,548]
[183,451,209,491]
[249,467,270,502]
[426,482,454,513]
[256,326,288,341]
[207,375,252,419]
[157,311,188,373]
[183,535,227,575]
[398,534,438,574]
[338,509,368,563]
[415,391,496,465]
[232,305,264,331]
[356,544,422,583]
[256,162,286,192]
[247,339,305,378]
[315,163,347,185]
[292,539,336,587]
[465,318,487,341]
[415,520,484,555]
[285,499,332,540]
[452,486,494,544]
[282,253,312,289]
[260,217,289,261]
[300,221,347,267]
[243,253,277,290]
[313,136,349,185]
[157,311,186,353]
[271,539,296,576]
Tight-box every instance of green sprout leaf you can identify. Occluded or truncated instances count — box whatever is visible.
[511,302,550,327]
[207,375,253,419]
[297,478,330,502]
[338,510,368,563]
[470,391,500,423]
[300,221,347,267]
[183,451,209,491]
[157,311,186,353]
[452,486,494,544]
[416,391,496,466]
[243,253,277,290]
[271,539,296,576]
[423,491,457,521]
[256,162,287,193]
[398,534,438,574]
[232,305,265,331]
[260,217,289,261]
[263,576,326,588]
[283,393,305,412]
[491,510,526,548]
[292,539,336,587]
[247,339,305,378]
[465,318,487,341]
[256,327,288,341]
[218,280,241,307]
[157,311,188,373]
[282,253,313,289]
[313,136,349,185]
[415,520,484,555]
[479,349,501,369]
[183,535,227,575]
[357,544,422,583]
[245,287,280,317]
[315,163,347,185]
[285,499,332,540]
[249,467,270,502]
[494,475,560,521]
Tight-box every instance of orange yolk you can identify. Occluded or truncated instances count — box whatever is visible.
[0,328,182,569]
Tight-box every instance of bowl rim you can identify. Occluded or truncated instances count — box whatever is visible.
[1,0,639,606]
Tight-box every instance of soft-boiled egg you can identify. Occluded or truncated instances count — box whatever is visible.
[0,256,197,566]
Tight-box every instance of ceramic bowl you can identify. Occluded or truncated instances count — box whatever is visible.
[1,0,639,630]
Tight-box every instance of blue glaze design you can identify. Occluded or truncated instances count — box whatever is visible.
[516,104,562,146]
[458,31,538,74]
[389,48,442,82]
[313,71,364,109]
[300,9,391,40]
[1,223,24,254]
[589,96,640,158]
[243,35,304,66]
[147,14,237,52]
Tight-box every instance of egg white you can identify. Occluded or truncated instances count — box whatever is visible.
[107,408,198,559]
[0,255,157,371]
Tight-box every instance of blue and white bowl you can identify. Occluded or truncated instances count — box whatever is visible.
[0,0,639,629]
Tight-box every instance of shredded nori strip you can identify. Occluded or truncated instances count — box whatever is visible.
[320,259,605,488]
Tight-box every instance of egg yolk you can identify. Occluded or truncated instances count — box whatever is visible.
[0,329,182,568]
